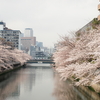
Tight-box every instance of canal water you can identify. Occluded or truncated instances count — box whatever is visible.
[0,64,99,100]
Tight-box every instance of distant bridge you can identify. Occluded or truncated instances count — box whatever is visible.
[27,59,55,64]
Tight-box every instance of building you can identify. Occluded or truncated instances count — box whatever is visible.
[30,45,53,59]
[76,1,100,35]
[30,46,47,59]
[35,51,47,59]
[21,28,36,54]
[36,41,43,48]
[0,21,21,49]
[24,28,33,37]
[21,37,36,53]
[98,0,100,20]
[20,33,24,37]
[0,21,6,30]
[76,21,93,35]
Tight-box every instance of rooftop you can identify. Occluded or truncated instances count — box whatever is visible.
[0,21,5,25]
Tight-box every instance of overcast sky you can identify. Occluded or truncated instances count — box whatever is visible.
[0,0,99,47]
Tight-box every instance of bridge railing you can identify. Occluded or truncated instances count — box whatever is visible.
[27,59,55,64]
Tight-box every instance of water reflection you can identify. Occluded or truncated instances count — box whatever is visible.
[0,66,99,100]
[53,73,80,100]
[0,68,28,100]
[52,73,99,100]
[0,67,55,100]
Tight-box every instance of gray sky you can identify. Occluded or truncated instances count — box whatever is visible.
[0,0,99,47]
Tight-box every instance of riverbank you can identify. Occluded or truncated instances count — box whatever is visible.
[53,24,100,91]
[0,41,32,76]
[69,77,100,99]
[77,85,100,100]
[67,75,100,97]
[0,62,26,76]
[54,68,100,99]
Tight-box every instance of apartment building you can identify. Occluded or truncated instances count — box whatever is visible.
[0,21,21,49]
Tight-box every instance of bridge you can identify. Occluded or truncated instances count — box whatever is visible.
[27,59,55,64]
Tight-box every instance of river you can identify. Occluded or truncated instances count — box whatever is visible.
[0,64,99,100]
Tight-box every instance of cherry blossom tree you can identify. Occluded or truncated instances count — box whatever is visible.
[0,40,32,72]
[53,26,100,86]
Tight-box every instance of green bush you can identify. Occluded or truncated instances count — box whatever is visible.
[87,86,95,92]
[92,18,100,25]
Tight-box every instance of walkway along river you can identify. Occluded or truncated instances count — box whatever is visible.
[0,63,99,100]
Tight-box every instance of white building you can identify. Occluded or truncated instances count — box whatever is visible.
[0,30,21,49]
[0,21,21,49]
[24,28,33,37]
[0,22,6,30]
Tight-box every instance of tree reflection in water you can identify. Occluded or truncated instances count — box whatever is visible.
[0,68,28,100]
[52,73,87,100]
